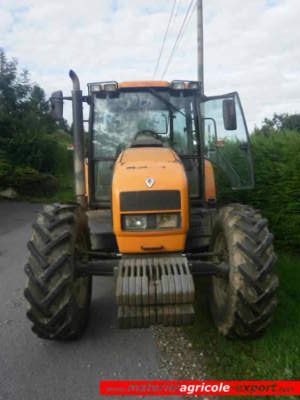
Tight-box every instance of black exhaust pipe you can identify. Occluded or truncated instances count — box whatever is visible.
[69,70,86,207]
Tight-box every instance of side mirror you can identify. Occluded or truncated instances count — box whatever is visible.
[50,91,63,120]
[223,99,237,130]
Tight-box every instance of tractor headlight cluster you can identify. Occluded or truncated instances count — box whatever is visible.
[124,215,147,231]
[171,80,200,90]
[156,213,179,229]
[88,81,118,93]
[122,213,180,231]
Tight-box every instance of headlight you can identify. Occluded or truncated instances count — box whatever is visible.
[122,213,180,231]
[124,215,147,230]
[171,80,200,90]
[156,213,179,229]
[88,81,118,93]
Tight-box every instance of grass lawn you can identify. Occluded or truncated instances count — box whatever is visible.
[186,252,300,397]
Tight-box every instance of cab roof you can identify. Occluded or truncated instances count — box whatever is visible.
[118,80,170,88]
[87,80,200,94]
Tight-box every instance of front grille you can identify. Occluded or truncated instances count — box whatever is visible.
[120,190,181,212]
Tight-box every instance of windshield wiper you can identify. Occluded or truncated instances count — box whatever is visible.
[147,88,185,117]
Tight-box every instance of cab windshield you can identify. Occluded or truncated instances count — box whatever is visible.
[91,89,201,201]
[92,89,199,158]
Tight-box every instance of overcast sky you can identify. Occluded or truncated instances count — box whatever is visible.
[1,0,300,129]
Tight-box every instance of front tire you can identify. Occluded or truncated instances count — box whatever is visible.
[24,203,92,340]
[209,204,279,338]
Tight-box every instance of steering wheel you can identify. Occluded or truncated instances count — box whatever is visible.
[133,129,160,140]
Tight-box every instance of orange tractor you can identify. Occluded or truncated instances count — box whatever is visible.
[24,72,278,340]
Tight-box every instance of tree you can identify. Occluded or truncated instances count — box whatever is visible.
[256,113,300,135]
[0,48,66,174]
[0,48,58,140]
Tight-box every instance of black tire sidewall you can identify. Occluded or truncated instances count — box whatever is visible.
[209,208,241,336]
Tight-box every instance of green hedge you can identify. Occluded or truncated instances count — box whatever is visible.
[4,131,72,174]
[0,130,72,198]
[217,130,300,252]
[0,166,58,196]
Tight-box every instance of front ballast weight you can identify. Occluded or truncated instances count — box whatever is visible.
[115,255,195,328]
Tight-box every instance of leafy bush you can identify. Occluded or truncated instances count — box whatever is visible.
[0,158,12,182]
[217,130,300,252]
[0,160,58,196]
[51,132,73,174]
[2,128,72,174]
[11,166,58,196]
[5,132,59,173]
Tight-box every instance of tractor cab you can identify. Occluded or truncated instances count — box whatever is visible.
[87,80,254,207]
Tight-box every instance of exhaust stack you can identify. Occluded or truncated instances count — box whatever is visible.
[69,70,86,207]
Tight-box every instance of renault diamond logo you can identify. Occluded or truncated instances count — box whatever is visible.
[145,177,155,188]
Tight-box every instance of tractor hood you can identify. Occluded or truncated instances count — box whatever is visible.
[113,147,188,192]
[111,146,189,254]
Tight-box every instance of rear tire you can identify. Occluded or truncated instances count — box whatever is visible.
[24,203,92,340]
[209,204,279,338]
